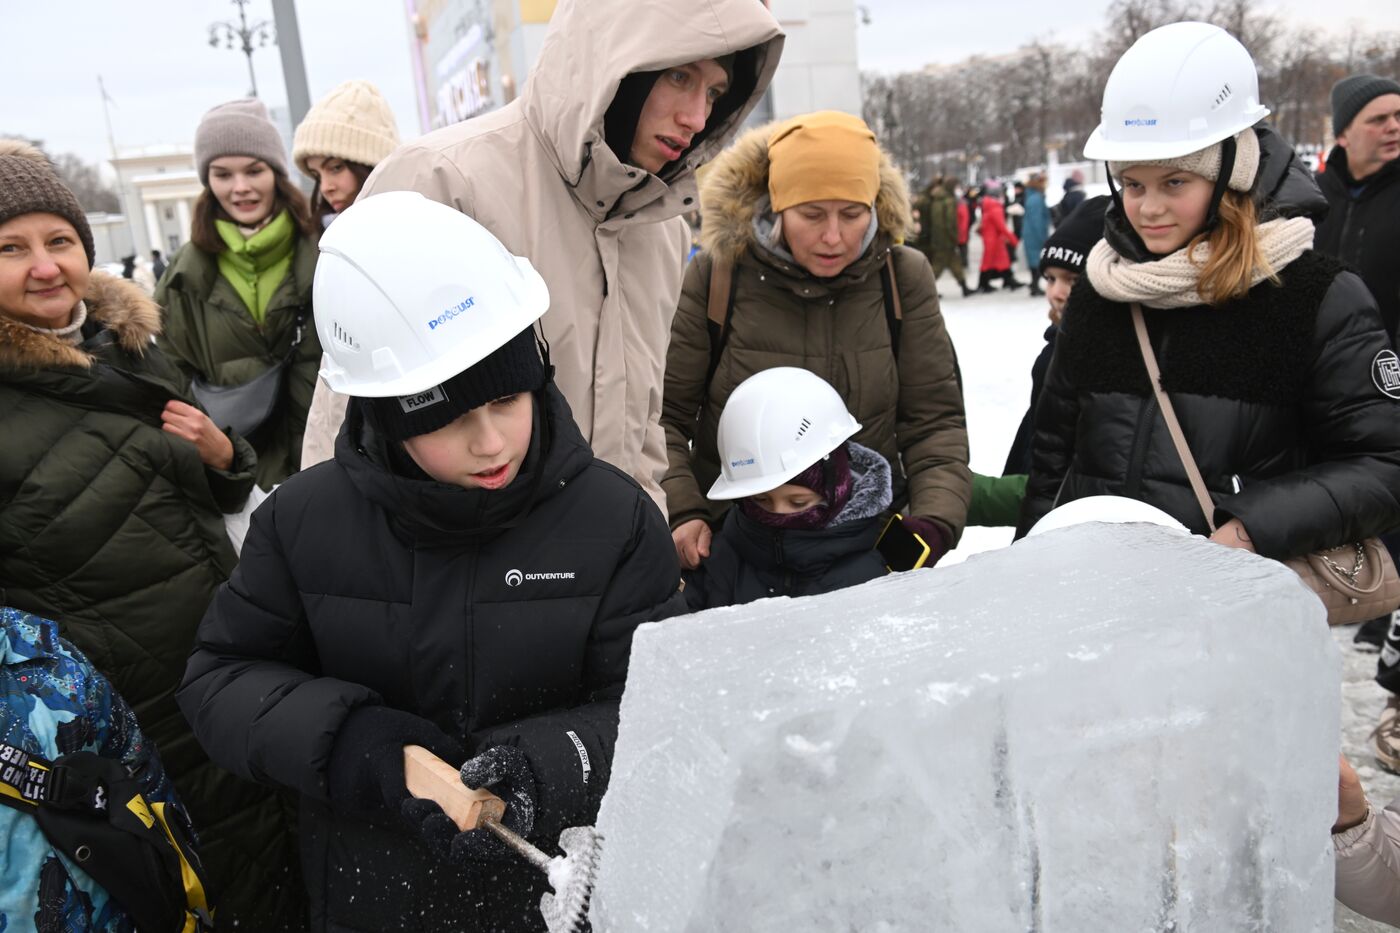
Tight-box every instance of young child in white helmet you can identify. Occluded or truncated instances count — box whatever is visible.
[1017,24,1400,580]
[681,367,895,610]
[176,191,688,930]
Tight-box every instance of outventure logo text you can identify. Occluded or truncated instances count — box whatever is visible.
[504,568,576,586]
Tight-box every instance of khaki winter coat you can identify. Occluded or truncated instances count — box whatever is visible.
[301,0,785,511]
[661,124,972,537]
[156,234,321,490]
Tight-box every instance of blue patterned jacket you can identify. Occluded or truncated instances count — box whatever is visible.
[0,607,186,932]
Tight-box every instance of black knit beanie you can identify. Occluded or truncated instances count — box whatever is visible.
[1332,74,1400,136]
[0,139,96,267]
[1038,195,1110,274]
[369,327,547,441]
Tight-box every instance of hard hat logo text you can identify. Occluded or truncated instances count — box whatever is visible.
[1122,118,1158,127]
[428,296,476,331]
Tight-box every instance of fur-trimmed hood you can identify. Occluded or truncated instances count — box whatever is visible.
[698,120,914,265]
[831,441,893,526]
[0,271,159,371]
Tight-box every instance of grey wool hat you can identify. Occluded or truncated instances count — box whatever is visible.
[194,98,289,184]
[1332,74,1400,136]
[0,139,96,267]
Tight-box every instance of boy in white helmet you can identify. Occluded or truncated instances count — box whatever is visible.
[177,192,688,931]
[682,368,895,610]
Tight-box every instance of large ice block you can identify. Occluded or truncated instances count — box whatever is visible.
[590,523,1339,932]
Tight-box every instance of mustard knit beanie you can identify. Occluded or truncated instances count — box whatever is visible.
[767,111,881,213]
[293,80,400,176]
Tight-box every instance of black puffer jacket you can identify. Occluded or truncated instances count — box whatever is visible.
[683,443,892,609]
[1018,128,1400,556]
[1315,147,1400,341]
[177,385,688,932]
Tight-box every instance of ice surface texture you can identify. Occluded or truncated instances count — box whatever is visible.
[590,523,1339,932]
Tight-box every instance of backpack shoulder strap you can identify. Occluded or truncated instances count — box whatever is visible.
[704,257,737,390]
[880,251,903,360]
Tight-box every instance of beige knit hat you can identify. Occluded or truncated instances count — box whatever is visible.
[1109,127,1261,193]
[293,80,400,177]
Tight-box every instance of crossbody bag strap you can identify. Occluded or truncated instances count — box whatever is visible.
[704,257,737,390]
[880,251,903,360]
[1130,302,1217,534]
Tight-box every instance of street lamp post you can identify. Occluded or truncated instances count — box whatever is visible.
[209,0,276,98]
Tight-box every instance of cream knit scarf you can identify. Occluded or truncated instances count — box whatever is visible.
[1086,216,1316,308]
[17,301,88,346]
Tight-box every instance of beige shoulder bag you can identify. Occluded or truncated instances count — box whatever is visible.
[1130,303,1400,626]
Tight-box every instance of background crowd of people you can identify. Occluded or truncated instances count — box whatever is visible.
[4,1,1400,930]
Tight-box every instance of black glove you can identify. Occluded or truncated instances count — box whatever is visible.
[417,745,539,864]
[460,745,537,835]
[326,705,464,812]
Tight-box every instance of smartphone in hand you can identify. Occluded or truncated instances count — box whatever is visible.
[877,513,931,572]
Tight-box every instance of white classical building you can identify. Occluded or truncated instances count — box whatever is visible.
[110,145,201,259]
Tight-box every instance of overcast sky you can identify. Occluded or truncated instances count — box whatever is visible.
[5,0,1397,171]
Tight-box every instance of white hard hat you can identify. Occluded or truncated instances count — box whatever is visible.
[313,190,550,397]
[707,368,861,501]
[1027,495,1189,537]
[1082,22,1269,163]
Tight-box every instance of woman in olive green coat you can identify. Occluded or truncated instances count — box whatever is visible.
[662,112,971,569]
[0,139,307,930]
[156,98,321,489]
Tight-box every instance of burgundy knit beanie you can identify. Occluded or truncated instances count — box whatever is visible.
[740,443,854,530]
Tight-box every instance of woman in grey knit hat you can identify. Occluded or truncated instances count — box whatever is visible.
[0,139,313,928]
[155,97,323,490]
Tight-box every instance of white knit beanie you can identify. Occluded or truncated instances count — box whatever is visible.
[1109,127,1261,193]
[293,80,400,176]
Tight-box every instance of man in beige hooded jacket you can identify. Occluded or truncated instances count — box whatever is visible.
[300,0,783,511]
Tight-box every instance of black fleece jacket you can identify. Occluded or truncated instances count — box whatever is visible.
[178,384,688,932]
[1018,129,1400,556]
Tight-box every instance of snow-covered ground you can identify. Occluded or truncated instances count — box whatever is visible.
[933,275,1399,930]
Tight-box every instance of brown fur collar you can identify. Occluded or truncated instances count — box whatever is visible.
[698,121,914,264]
[0,271,160,371]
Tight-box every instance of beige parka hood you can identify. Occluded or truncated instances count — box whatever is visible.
[523,0,783,197]
[310,0,784,510]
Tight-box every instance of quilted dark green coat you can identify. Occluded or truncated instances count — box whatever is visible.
[0,271,307,929]
[155,233,321,490]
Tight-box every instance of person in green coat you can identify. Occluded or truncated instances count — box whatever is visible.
[156,98,322,489]
[919,176,975,297]
[0,139,308,929]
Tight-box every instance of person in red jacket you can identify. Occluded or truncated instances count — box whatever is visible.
[977,179,1024,291]
[956,187,972,268]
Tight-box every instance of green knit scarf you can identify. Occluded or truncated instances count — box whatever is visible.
[215,210,296,324]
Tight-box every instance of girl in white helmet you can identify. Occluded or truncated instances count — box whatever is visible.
[1018,24,1400,564]
[682,368,895,610]
[177,192,688,931]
